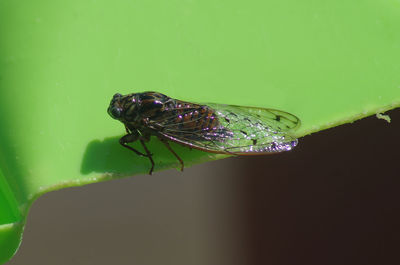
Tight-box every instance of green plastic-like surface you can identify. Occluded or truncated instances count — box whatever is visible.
[1,0,400,263]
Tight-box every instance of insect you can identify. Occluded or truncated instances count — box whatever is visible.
[108,91,300,175]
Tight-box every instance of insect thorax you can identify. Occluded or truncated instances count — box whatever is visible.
[119,92,169,121]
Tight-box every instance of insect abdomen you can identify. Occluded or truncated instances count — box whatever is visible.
[172,101,220,133]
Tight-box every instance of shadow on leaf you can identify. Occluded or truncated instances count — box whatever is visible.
[80,135,222,176]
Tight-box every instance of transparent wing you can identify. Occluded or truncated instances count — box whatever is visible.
[149,103,300,155]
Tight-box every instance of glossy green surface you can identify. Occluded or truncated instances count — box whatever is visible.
[1,0,400,263]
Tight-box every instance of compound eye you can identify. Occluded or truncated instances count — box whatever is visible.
[108,106,122,119]
[108,93,124,119]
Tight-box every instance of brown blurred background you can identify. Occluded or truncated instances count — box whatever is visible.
[8,109,400,265]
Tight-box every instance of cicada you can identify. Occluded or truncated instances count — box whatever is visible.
[108,91,300,174]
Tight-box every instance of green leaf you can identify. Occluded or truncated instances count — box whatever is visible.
[1,0,400,263]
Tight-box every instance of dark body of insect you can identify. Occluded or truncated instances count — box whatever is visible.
[108,91,300,174]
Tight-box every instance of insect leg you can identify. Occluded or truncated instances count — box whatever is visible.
[119,132,150,157]
[158,137,184,172]
[139,139,155,175]
[141,132,151,142]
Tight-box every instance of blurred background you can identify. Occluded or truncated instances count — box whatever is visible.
[8,109,400,265]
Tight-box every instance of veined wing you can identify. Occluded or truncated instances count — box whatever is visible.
[148,103,300,155]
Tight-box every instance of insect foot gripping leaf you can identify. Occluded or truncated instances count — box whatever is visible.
[107,91,300,174]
